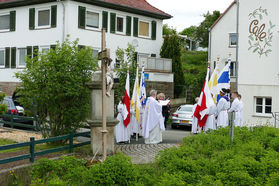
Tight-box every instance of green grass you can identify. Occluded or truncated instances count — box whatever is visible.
[0,138,17,146]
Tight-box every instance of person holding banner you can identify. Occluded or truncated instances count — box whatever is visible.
[115,97,130,143]
[191,97,200,134]
[228,92,242,127]
[216,88,230,128]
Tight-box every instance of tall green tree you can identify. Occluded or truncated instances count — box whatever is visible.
[163,24,177,36]
[195,10,221,48]
[16,38,98,138]
[179,26,197,38]
[115,44,137,104]
[160,34,185,98]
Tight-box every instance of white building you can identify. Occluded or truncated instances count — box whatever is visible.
[209,0,279,126]
[0,0,173,96]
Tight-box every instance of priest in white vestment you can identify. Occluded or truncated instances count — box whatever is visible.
[142,90,165,144]
[204,104,217,132]
[115,98,130,143]
[216,89,230,128]
[228,92,241,127]
[191,97,200,134]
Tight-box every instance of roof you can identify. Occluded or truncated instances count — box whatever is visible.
[210,0,236,30]
[0,0,172,19]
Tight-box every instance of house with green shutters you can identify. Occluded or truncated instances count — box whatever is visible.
[0,0,173,97]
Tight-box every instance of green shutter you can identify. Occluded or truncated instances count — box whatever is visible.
[33,46,39,58]
[151,21,157,40]
[11,47,16,68]
[110,13,116,33]
[151,54,156,57]
[10,11,16,31]
[133,17,138,37]
[102,11,108,32]
[29,8,35,30]
[27,46,32,59]
[78,6,86,29]
[5,47,10,68]
[51,5,57,28]
[126,16,131,36]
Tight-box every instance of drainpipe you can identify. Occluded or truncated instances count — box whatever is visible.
[208,28,212,67]
[57,0,66,42]
[236,0,240,91]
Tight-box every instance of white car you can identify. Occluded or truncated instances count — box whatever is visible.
[171,104,194,129]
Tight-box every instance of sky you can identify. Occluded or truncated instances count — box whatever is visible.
[147,0,233,32]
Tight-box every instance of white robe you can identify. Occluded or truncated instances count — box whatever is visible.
[239,100,244,127]
[228,98,241,127]
[191,103,201,134]
[142,97,165,144]
[217,97,230,128]
[114,103,130,143]
[130,109,141,134]
[204,104,217,132]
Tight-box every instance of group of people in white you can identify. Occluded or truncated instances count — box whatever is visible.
[192,88,243,134]
[115,90,166,144]
[192,88,244,134]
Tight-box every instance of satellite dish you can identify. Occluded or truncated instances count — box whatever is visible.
[131,39,139,48]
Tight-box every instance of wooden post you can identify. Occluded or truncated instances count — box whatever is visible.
[30,137,35,163]
[101,28,108,161]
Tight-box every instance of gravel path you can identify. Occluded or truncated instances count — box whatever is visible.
[0,128,42,142]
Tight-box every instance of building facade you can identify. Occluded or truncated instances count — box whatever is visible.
[0,0,172,96]
[209,0,279,126]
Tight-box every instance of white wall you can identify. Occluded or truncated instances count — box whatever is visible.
[238,0,279,126]
[0,0,164,83]
[210,3,237,71]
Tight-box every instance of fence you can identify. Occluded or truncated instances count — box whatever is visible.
[272,112,279,128]
[0,131,90,165]
[0,114,37,131]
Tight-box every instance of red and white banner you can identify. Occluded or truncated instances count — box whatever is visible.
[194,67,214,127]
[123,72,130,127]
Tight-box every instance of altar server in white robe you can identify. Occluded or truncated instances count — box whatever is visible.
[191,97,200,134]
[115,97,130,143]
[142,90,165,144]
[238,94,244,127]
[204,104,217,132]
[228,92,241,127]
[216,89,230,128]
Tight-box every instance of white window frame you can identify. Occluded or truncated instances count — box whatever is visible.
[229,33,237,47]
[17,48,27,68]
[116,15,125,35]
[35,7,51,29]
[138,19,151,39]
[40,45,50,55]
[230,61,237,77]
[254,97,272,117]
[85,9,101,31]
[0,12,10,32]
[0,48,5,68]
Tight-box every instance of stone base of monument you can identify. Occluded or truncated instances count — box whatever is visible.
[87,119,118,155]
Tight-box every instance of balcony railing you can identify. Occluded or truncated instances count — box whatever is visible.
[138,55,172,73]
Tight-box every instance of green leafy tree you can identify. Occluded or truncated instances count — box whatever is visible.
[179,26,197,38]
[195,10,221,48]
[160,34,185,98]
[15,38,98,138]
[163,24,177,36]
[0,92,8,115]
[115,44,137,104]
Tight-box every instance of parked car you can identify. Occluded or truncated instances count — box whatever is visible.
[171,104,194,129]
[0,97,34,126]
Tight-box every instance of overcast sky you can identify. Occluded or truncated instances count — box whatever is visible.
[147,0,233,32]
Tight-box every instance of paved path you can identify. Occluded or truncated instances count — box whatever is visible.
[115,143,178,164]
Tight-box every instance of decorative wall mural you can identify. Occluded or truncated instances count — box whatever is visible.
[248,7,275,57]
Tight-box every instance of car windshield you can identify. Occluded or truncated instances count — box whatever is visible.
[179,106,193,112]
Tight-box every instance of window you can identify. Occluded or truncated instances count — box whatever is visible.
[92,49,98,58]
[86,11,99,28]
[115,58,120,69]
[0,14,10,31]
[37,9,50,27]
[229,33,237,47]
[139,21,150,37]
[116,16,124,33]
[255,97,272,115]
[40,46,50,54]
[18,48,27,67]
[0,49,4,67]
